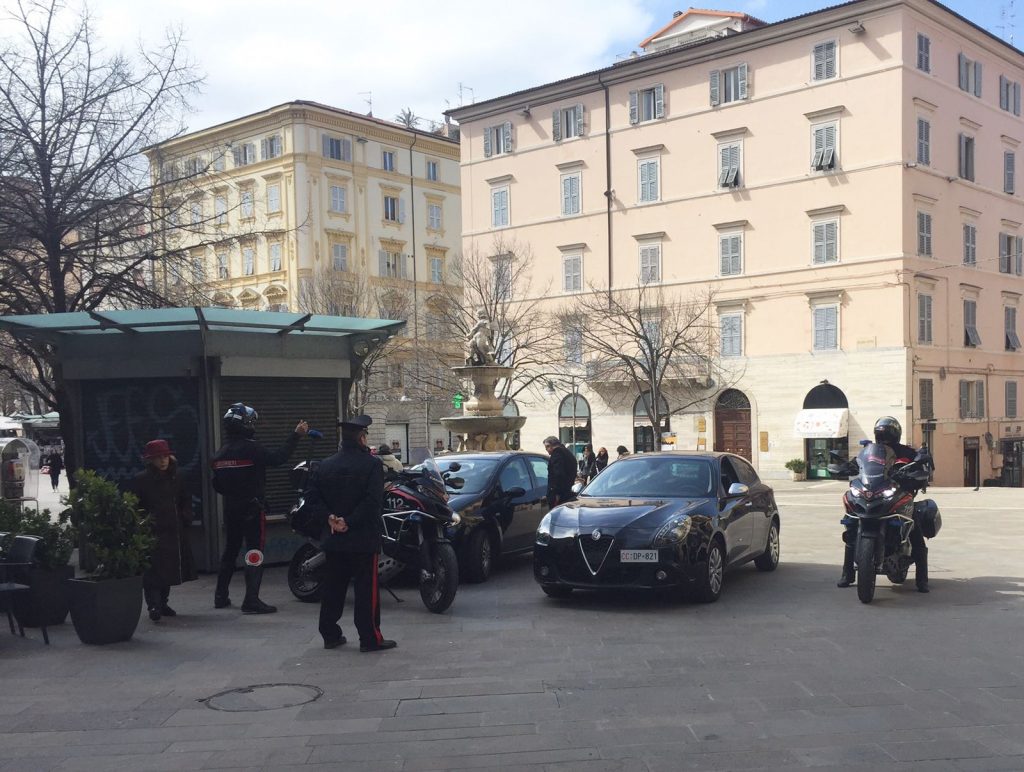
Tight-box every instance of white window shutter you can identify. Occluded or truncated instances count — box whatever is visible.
[562,177,571,214]
[1001,76,1009,110]
[552,109,562,142]
[719,237,730,274]
[232,147,242,166]
[738,63,748,99]
[959,380,969,417]
[483,127,492,158]
[575,104,584,135]
[1006,151,1015,194]
[977,381,985,417]
[813,43,826,80]
[342,138,352,161]
[1016,236,1023,275]
[709,70,720,106]
[398,197,406,224]
[502,121,513,152]
[958,54,969,90]
[654,83,665,118]
[974,61,983,97]
[1015,82,1022,116]
[629,90,639,124]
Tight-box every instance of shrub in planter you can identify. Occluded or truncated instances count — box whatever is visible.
[4,505,77,628]
[784,458,807,479]
[64,470,155,644]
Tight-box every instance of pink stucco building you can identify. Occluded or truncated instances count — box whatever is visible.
[449,0,1024,487]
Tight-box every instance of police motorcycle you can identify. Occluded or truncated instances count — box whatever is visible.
[828,442,941,604]
[286,439,465,614]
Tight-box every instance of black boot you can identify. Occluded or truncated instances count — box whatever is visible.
[241,566,276,614]
[915,554,929,593]
[144,587,162,621]
[160,587,177,617]
[214,565,233,608]
[837,544,856,587]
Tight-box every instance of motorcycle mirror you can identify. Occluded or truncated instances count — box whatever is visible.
[828,450,845,461]
[826,464,843,475]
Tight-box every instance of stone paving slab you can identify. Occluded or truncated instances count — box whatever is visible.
[2,482,1024,769]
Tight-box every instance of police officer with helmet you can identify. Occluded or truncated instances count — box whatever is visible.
[212,403,308,613]
[837,416,932,593]
[303,415,396,652]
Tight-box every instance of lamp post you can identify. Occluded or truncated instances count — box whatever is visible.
[547,370,582,458]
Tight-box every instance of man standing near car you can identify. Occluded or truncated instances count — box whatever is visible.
[543,436,577,507]
[304,415,396,652]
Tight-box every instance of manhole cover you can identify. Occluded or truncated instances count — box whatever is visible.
[201,683,323,712]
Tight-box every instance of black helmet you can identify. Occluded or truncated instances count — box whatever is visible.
[223,402,258,437]
[873,416,902,446]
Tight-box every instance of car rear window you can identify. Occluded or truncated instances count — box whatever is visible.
[583,457,714,498]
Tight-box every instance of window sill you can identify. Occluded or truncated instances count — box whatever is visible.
[382,219,402,228]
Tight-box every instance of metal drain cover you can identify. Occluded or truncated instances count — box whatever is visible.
[202,683,323,712]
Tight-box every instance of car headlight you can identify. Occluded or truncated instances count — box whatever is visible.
[653,516,691,547]
[536,512,553,545]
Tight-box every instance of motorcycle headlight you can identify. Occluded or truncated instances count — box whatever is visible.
[450,512,461,526]
[653,516,691,547]
[536,512,553,545]
[849,487,862,498]
[881,486,897,498]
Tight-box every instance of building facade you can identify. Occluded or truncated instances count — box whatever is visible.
[147,102,464,459]
[450,0,1024,486]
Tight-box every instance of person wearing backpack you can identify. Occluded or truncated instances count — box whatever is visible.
[211,403,307,613]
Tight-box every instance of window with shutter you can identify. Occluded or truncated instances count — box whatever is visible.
[240,190,254,219]
[720,314,742,357]
[243,247,255,276]
[382,150,395,172]
[962,223,977,265]
[918,294,933,343]
[491,187,509,227]
[1005,151,1015,194]
[812,40,837,81]
[719,233,742,276]
[639,245,661,283]
[562,254,582,292]
[329,185,346,213]
[267,184,281,213]
[917,34,930,72]
[959,380,970,418]
[813,305,838,350]
[976,380,985,418]
[426,160,438,181]
[633,86,665,123]
[811,123,837,170]
[917,118,930,165]
[553,105,585,141]
[560,172,581,216]
[502,121,513,153]
[1006,306,1021,351]
[958,54,982,96]
[920,378,934,419]
[1000,233,1013,274]
[999,76,1021,114]
[430,257,443,283]
[638,158,659,202]
[262,135,282,160]
[718,142,741,188]
[1007,381,1019,419]
[812,220,839,264]
[918,211,933,256]
[716,65,748,104]
[1016,236,1024,275]
[332,243,347,272]
[217,253,229,279]
[215,196,227,225]
[964,299,981,347]
[428,203,442,230]
[383,195,399,222]
[269,243,282,272]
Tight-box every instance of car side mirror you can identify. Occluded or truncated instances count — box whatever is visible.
[726,482,748,497]
[447,477,465,490]
[505,486,526,499]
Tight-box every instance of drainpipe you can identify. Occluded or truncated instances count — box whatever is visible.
[598,74,613,296]
[407,133,428,451]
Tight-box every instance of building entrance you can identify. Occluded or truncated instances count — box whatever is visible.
[796,382,850,479]
[714,389,751,461]
[1002,439,1023,487]
[963,437,980,487]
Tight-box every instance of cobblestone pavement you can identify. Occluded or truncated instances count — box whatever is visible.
[2,481,1024,771]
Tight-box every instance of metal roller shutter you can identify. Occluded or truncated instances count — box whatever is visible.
[218,377,340,518]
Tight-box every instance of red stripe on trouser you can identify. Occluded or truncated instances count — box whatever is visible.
[259,511,266,551]
[371,553,383,643]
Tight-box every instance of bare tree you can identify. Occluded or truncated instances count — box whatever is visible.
[426,235,562,405]
[394,108,420,129]
[0,0,207,477]
[562,283,737,448]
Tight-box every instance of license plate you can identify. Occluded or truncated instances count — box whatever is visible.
[620,550,659,563]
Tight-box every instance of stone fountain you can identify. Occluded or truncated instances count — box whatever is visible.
[440,308,526,451]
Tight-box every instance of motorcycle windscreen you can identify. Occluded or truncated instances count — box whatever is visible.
[408,448,447,500]
[856,442,895,490]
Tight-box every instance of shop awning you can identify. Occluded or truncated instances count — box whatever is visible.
[794,408,849,439]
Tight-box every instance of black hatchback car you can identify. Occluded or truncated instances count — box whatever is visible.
[437,451,552,583]
[533,452,781,602]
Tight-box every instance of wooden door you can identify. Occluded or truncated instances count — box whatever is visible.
[714,409,752,461]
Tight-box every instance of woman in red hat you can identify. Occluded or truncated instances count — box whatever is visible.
[133,439,196,621]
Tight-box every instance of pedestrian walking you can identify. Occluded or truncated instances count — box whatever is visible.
[543,436,577,506]
[305,415,396,652]
[46,451,63,491]
[578,444,598,482]
[132,439,196,622]
[595,447,609,474]
[211,403,308,613]
[377,444,404,474]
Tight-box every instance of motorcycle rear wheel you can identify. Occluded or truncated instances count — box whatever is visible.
[855,537,876,604]
[288,543,323,603]
[419,543,458,614]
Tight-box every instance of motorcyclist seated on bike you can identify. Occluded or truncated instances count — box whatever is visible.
[837,416,933,593]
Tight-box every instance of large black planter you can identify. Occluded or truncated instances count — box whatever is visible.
[13,565,74,628]
[66,575,144,645]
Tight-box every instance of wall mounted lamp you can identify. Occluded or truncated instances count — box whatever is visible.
[848,21,865,34]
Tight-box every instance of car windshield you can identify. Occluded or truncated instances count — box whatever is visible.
[582,457,715,498]
[439,458,499,494]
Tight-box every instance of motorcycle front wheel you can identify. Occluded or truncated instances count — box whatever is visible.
[288,543,324,603]
[419,542,458,613]
[855,536,876,604]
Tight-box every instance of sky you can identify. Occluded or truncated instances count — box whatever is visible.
[5,0,1015,133]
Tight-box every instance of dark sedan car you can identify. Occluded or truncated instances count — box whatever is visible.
[533,452,780,602]
[438,451,552,583]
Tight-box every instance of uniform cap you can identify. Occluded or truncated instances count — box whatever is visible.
[338,415,373,430]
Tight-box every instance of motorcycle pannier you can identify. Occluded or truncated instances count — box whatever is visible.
[914,499,942,539]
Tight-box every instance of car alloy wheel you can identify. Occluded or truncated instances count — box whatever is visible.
[708,544,723,595]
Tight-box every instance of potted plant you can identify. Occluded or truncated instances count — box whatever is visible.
[784,458,807,481]
[0,503,77,628]
[64,470,154,644]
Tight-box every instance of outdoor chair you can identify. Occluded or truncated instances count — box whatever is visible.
[0,534,49,645]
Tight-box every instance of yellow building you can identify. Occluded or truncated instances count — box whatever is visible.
[147,101,463,458]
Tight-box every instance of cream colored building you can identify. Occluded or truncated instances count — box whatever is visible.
[147,101,463,459]
[450,0,1024,486]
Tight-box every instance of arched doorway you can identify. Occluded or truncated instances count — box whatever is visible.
[796,382,850,479]
[633,391,670,453]
[714,389,752,460]
[559,394,590,457]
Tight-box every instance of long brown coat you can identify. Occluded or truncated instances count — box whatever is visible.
[132,459,197,587]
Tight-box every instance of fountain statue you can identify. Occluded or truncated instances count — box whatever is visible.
[440,308,527,451]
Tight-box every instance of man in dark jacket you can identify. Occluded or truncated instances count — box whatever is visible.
[211,403,307,613]
[543,436,577,506]
[304,415,396,652]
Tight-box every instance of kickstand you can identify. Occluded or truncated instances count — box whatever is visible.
[383,583,403,603]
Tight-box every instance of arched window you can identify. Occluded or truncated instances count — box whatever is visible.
[633,391,670,453]
[716,388,750,410]
[558,394,591,454]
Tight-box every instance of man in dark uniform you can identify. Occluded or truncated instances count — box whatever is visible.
[837,416,932,593]
[211,403,308,613]
[304,415,396,652]
[543,436,577,507]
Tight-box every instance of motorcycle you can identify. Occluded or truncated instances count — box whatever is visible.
[286,442,465,614]
[828,442,941,604]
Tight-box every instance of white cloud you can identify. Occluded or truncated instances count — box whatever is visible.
[79,0,659,132]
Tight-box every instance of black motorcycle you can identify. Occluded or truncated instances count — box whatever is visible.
[286,447,464,614]
[828,442,941,604]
